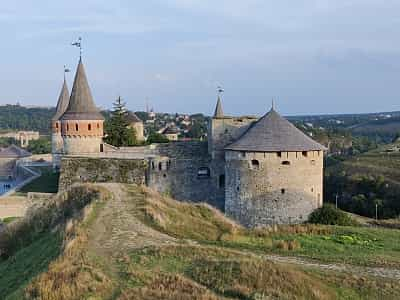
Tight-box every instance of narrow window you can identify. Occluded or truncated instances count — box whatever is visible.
[311,187,314,192]
[282,161,290,165]
[88,124,92,131]
[158,162,162,171]
[55,123,59,129]
[277,152,282,158]
[219,174,225,188]
[97,123,100,129]
[197,167,210,178]
[302,151,308,157]
[75,123,79,131]
[251,159,260,170]
[281,189,286,194]
[151,161,155,170]
[67,124,69,131]
[100,144,104,152]
[241,151,246,158]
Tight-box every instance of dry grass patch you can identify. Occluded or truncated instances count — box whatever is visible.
[138,187,239,241]
[187,259,336,300]
[119,274,222,300]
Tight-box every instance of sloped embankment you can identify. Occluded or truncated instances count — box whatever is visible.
[1,183,400,299]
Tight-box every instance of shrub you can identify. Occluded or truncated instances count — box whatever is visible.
[308,204,358,226]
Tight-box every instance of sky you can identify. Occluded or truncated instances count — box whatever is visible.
[1,1,400,116]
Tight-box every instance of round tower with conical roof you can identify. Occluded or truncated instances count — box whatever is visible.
[224,107,326,227]
[60,59,105,155]
[52,76,70,167]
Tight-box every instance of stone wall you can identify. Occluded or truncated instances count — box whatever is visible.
[59,157,147,191]
[225,150,324,227]
[63,136,104,155]
[208,116,257,159]
[147,142,224,209]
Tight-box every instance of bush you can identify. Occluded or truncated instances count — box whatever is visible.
[308,204,358,226]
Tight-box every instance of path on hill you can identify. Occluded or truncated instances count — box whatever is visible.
[261,254,400,280]
[87,183,175,256]
[88,183,400,281]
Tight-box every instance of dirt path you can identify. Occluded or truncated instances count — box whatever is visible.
[88,183,400,280]
[261,253,400,280]
[87,183,175,256]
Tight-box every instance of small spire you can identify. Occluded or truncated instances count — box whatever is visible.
[271,98,275,111]
[214,96,224,118]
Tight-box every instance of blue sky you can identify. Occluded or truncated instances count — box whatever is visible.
[1,1,400,116]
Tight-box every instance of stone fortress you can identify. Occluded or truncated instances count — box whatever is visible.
[52,58,326,228]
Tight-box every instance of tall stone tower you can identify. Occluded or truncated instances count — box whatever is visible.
[224,108,326,227]
[51,76,69,168]
[60,58,105,155]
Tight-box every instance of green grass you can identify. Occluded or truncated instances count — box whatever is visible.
[138,187,400,268]
[214,226,400,268]
[1,217,19,224]
[19,167,59,194]
[0,232,62,300]
[116,245,400,300]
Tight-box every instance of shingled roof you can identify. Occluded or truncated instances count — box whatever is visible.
[225,108,326,152]
[52,78,70,121]
[213,96,224,118]
[126,112,143,123]
[61,58,104,121]
[0,145,31,158]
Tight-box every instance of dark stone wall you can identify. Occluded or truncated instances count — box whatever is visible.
[59,157,147,191]
[148,142,225,209]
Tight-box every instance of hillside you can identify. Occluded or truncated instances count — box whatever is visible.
[0,105,55,134]
[325,142,400,218]
[1,183,400,299]
[350,116,400,139]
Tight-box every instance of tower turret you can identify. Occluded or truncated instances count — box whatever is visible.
[51,76,69,167]
[60,58,105,155]
[213,96,224,118]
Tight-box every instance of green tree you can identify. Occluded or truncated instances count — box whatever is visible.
[104,97,137,147]
[147,131,169,144]
[27,137,52,154]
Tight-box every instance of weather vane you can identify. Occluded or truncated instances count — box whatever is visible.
[71,37,82,58]
[63,65,70,79]
[217,86,224,96]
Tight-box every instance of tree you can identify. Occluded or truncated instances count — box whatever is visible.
[27,137,51,154]
[147,131,169,144]
[104,97,137,147]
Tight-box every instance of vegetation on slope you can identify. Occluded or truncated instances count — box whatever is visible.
[325,142,400,218]
[139,187,400,268]
[18,167,59,194]
[1,184,400,299]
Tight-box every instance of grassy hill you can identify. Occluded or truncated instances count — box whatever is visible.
[1,183,400,299]
[325,142,400,218]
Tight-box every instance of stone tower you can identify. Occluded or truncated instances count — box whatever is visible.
[51,76,69,168]
[224,108,326,227]
[60,58,105,155]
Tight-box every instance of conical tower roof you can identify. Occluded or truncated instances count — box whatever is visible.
[213,96,224,118]
[61,59,104,120]
[225,108,326,152]
[52,78,70,121]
